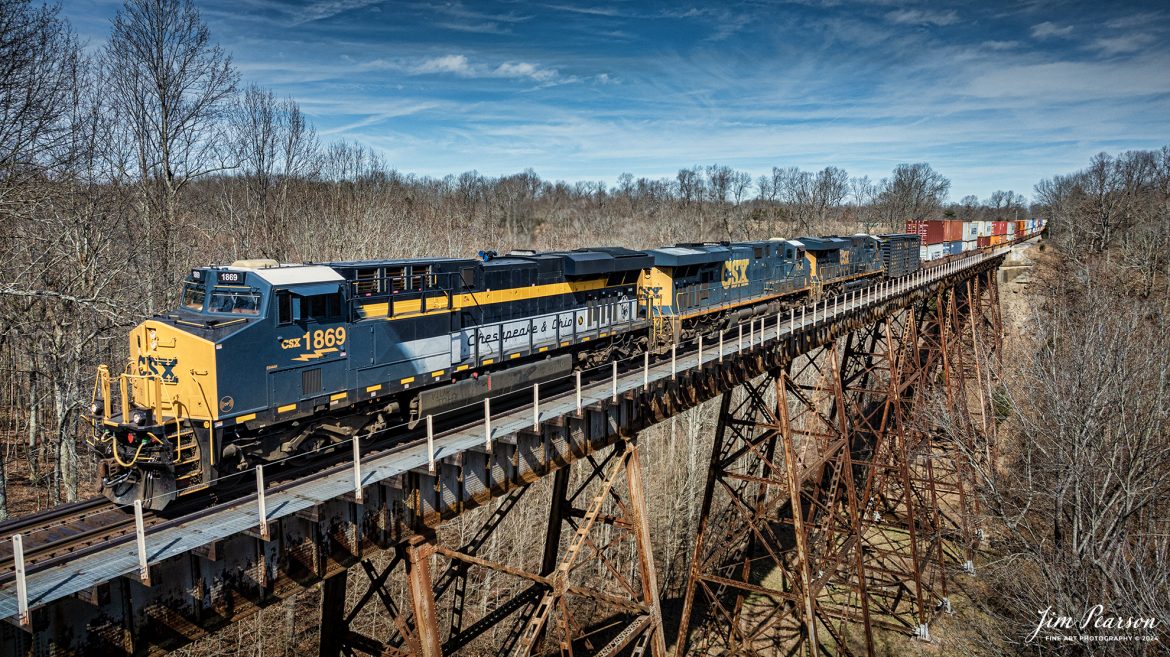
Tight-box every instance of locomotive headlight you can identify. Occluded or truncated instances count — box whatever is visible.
[90,401,103,417]
[148,328,158,352]
[130,410,147,426]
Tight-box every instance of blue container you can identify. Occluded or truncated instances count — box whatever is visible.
[945,241,962,255]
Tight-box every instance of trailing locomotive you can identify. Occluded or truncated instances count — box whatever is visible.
[86,232,922,509]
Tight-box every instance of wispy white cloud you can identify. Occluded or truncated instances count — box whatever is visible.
[1091,32,1158,55]
[1030,21,1074,39]
[962,53,1170,100]
[319,101,445,135]
[413,54,475,76]
[494,61,558,82]
[406,54,561,82]
[429,2,533,26]
[292,0,383,25]
[885,9,960,27]
[1105,12,1163,30]
[982,40,1020,50]
[543,4,624,17]
[659,7,752,41]
[436,20,513,34]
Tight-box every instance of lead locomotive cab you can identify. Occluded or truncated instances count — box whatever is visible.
[85,259,346,510]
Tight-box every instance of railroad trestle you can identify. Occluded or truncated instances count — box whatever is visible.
[0,254,1008,657]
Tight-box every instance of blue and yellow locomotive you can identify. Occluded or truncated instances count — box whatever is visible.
[87,233,920,509]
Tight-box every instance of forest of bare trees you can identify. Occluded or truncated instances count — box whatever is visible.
[952,147,1170,656]
[2,0,1167,654]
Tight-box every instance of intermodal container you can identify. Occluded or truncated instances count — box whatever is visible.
[978,221,993,237]
[926,243,945,260]
[944,241,962,255]
[992,221,1008,235]
[989,234,1005,246]
[977,236,991,248]
[1016,220,1027,235]
[1006,222,1016,237]
[962,240,977,251]
[962,221,979,241]
[906,220,947,245]
[943,220,963,242]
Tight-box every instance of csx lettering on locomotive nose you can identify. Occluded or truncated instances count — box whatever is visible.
[138,355,179,383]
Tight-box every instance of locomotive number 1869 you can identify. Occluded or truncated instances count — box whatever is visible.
[304,327,346,350]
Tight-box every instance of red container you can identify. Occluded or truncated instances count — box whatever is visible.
[905,220,946,245]
[992,221,1008,235]
[943,220,963,242]
[977,236,991,248]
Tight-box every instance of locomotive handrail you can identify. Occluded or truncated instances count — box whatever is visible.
[118,372,163,423]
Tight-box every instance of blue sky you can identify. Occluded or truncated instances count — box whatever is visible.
[62,0,1170,201]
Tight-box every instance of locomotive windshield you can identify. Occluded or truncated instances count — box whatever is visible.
[181,281,205,310]
[208,286,262,315]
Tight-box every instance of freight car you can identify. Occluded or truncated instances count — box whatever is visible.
[87,232,923,509]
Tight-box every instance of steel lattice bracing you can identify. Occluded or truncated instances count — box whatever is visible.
[674,272,1002,656]
[317,438,666,657]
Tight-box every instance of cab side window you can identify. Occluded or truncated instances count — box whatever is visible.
[304,294,342,323]
[278,292,293,325]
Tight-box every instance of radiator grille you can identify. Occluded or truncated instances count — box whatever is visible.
[302,368,322,396]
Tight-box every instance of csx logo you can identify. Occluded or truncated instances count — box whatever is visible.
[139,355,178,383]
[722,259,749,288]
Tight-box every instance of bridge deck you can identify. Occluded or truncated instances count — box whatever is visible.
[0,245,1018,625]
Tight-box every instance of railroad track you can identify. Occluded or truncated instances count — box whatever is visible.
[0,498,125,567]
[0,362,591,588]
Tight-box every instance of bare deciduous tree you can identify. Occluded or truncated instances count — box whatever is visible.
[0,0,79,203]
[877,162,950,225]
[103,0,238,307]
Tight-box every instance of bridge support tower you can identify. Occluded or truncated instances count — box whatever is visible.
[319,436,666,657]
[673,271,1002,656]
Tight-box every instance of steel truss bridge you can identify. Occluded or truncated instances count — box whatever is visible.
[0,240,1030,656]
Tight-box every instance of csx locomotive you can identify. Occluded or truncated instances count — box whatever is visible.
[87,233,921,509]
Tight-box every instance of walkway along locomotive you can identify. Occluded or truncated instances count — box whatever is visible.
[86,233,922,509]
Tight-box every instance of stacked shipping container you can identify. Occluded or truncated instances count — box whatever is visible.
[905,219,971,261]
[904,217,1045,261]
[962,221,978,251]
